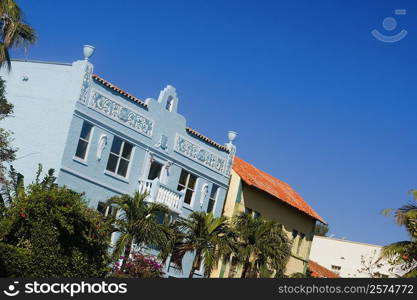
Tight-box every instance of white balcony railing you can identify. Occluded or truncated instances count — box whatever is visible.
[138,178,184,214]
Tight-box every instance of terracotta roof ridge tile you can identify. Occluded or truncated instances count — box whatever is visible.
[92,74,148,108]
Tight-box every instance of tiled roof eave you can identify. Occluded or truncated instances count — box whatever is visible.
[308,260,340,278]
[91,74,148,108]
[185,127,230,153]
[233,157,326,224]
[243,180,325,223]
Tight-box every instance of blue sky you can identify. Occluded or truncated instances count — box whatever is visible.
[13,0,417,246]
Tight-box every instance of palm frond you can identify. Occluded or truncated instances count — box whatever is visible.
[111,232,132,261]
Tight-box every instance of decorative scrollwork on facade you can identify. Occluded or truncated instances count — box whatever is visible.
[174,135,225,174]
[87,91,154,137]
[97,134,107,161]
[78,64,93,105]
[200,183,209,208]
[225,143,236,177]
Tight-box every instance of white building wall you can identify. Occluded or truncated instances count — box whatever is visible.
[0,58,88,184]
[310,236,403,278]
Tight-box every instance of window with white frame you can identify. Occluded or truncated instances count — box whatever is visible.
[75,121,93,160]
[331,265,341,275]
[206,184,219,213]
[106,136,133,177]
[97,201,117,217]
[177,169,197,205]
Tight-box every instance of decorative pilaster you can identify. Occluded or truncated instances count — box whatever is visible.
[78,63,93,105]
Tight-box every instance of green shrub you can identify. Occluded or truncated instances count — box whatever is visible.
[0,169,113,277]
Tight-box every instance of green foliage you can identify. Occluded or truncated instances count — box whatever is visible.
[0,77,16,184]
[111,252,164,278]
[314,223,329,237]
[106,191,171,262]
[0,77,12,120]
[0,0,37,70]
[164,211,232,278]
[0,166,112,277]
[289,269,313,278]
[382,190,417,277]
[231,213,291,278]
[0,243,32,277]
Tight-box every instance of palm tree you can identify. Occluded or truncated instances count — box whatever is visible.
[158,219,186,272]
[165,211,232,278]
[231,213,291,278]
[0,0,36,69]
[106,191,171,263]
[381,190,417,277]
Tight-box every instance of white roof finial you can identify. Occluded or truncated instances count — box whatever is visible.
[83,45,95,60]
[228,131,238,144]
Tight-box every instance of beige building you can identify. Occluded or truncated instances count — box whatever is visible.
[212,157,325,277]
[310,236,405,278]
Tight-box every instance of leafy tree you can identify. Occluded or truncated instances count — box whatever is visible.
[0,0,36,69]
[111,252,164,278]
[357,249,392,278]
[231,213,291,278]
[106,191,171,263]
[0,77,15,185]
[314,223,329,237]
[158,219,186,269]
[289,269,313,278]
[165,211,232,278]
[382,190,417,277]
[0,166,112,277]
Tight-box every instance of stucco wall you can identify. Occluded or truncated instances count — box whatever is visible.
[54,63,233,277]
[58,76,231,217]
[309,236,404,278]
[213,169,316,277]
[0,59,88,184]
[0,52,235,278]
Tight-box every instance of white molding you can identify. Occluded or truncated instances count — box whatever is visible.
[174,134,226,174]
[104,170,130,184]
[158,85,178,113]
[97,134,107,161]
[82,88,154,138]
[72,156,88,166]
[200,183,209,209]
[60,166,127,195]
[71,112,230,189]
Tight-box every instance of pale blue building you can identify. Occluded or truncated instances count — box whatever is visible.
[1,46,237,277]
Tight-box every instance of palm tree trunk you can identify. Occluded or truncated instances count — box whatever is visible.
[189,266,197,278]
[241,259,251,278]
[121,238,133,266]
[189,250,201,278]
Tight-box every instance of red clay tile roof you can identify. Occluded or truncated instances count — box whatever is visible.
[308,260,340,278]
[92,74,228,153]
[185,127,229,153]
[92,74,148,108]
[233,157,325,223]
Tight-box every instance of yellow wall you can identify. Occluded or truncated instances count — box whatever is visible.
[211,169,316,277]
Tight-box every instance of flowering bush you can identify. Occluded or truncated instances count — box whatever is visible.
[111,252,164,278]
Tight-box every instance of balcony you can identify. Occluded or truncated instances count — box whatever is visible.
[138,178,184,214]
